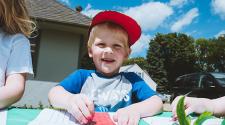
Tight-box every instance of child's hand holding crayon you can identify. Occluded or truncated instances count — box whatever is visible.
[66,94,95,125]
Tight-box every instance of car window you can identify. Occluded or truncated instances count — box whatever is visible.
[186,74,200,88]
[201,75,214,88]
[175,77,185,87]
[217,78,225,85]
[211,73,225,85]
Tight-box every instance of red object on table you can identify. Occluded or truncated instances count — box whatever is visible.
[89,112,115,125]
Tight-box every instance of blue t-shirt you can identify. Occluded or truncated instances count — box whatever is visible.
[59,69,156,112]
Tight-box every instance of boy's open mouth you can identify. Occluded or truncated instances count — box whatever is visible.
[101,58,115,63]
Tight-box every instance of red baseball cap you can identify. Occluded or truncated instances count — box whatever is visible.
[89,11,141,46]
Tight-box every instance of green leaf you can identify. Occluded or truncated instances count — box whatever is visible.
[221,119,225,125]
[194,112,213,125]
[176,96,190,125]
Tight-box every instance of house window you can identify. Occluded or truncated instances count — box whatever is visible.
[29,30,41,77]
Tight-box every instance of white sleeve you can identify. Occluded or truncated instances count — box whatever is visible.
[6,34,33,76]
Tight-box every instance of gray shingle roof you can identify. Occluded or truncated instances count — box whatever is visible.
[26,0,91,26]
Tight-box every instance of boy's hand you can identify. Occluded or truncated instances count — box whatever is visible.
[66,94,94,124]
[171,96,213,120]
[113,106,140,125]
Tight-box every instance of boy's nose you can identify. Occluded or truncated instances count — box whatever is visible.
[103,47,113,54]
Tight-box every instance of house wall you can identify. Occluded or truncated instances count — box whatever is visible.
[35,29,81,82]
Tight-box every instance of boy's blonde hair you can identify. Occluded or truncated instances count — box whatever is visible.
[88,22,129,50]
[0,0,35,37]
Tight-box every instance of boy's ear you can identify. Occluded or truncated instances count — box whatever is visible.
[126,48,131,58]
[88,48,93,58]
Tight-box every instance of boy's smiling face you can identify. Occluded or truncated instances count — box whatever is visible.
[88,26,131,77]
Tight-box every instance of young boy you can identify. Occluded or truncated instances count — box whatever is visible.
[48,11,162,125]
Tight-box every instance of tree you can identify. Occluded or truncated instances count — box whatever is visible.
[208,36,225,72]
[195,38,210,71]
[195,36,225,72]
[146,34,168,92]
[123,57,148,70]
[146,33,198,92]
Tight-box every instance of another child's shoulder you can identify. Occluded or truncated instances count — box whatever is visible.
[6,32,27,41]
[2,32,29,45]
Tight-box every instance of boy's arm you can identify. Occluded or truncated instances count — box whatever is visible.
[212,96,225,116]
[48,85,73,110]
[48,85,94,124]
[113,95,163,124]
[48,69,88,109]
[129,95,163,117]
[0,73,26,109]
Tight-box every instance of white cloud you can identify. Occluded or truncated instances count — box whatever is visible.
[171,8,199,32]
[215,30,225,37]
[169,0,188,8]
[212,0,225,20]
[124,2,173,32]
[186,30,199,36]
[82,2,173,32]
[82,4,102,18]
[130,34,152,58]
[60,0,70,6]
[85,3,92,10]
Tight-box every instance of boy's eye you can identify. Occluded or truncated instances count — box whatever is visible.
[114,44,122,49]
[97,43,105,48]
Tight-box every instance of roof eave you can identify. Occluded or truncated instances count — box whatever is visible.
[31,16,90,28]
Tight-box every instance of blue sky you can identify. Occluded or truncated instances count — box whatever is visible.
[58,0,225,58]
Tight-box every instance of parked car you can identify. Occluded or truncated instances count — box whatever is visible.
[171,72,225,100]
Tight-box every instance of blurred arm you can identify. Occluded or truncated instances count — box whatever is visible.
[0,73,26,109]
